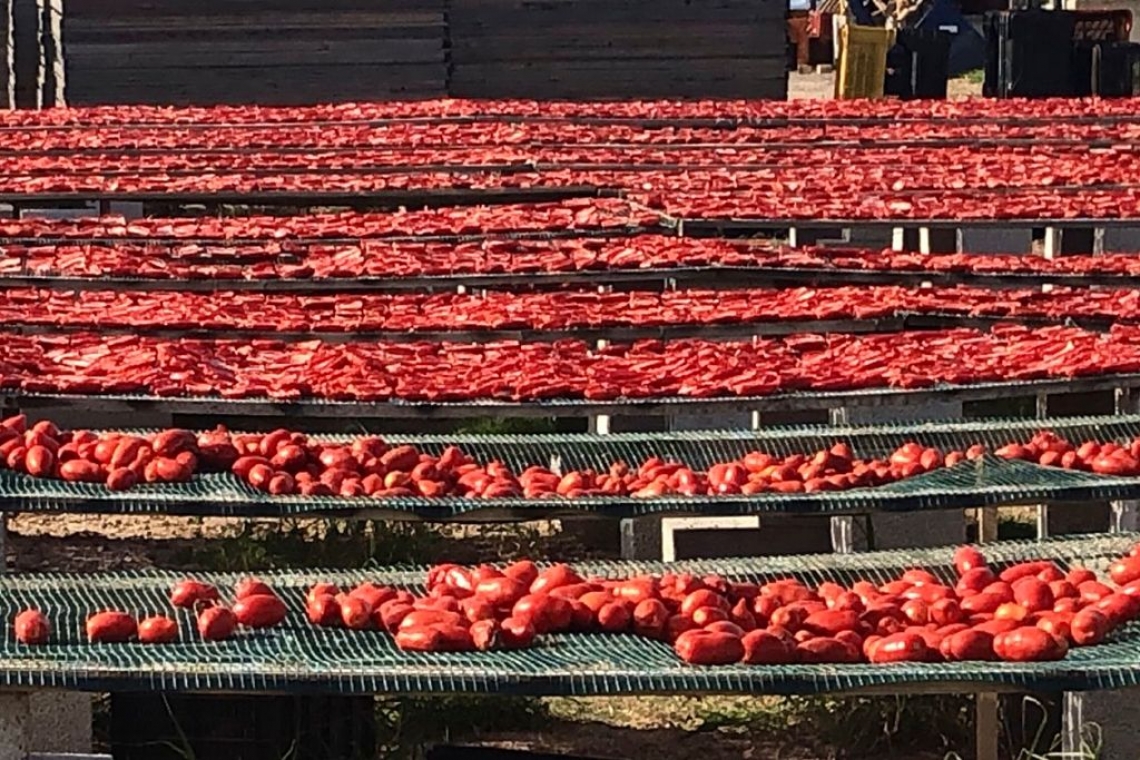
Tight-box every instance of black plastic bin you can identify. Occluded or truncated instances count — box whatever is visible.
[984,10,1078,97]
[1073,41,1140,96]
[885,28,952,99]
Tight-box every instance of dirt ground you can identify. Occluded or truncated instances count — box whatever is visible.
[788,70,984,99]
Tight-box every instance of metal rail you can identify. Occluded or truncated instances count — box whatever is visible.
[6,374,1139,418]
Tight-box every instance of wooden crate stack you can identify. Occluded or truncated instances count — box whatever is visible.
[448,0,788,99]
[59,0,448,105]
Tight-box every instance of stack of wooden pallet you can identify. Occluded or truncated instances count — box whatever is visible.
[60,0,448,106]
[448,0,788,99]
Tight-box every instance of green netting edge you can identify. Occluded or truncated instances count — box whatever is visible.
[0,533,1137,696]
[2,414,1140,518]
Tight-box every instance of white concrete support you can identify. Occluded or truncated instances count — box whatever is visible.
[1034,393,1050,540]
[1111,387,1140,533]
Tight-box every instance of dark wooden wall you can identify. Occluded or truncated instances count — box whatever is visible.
[19,0,787,105]
[59,0,447,105]
[448,0,788,99]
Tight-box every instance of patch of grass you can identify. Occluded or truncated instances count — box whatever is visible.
[958,69,985,84]
[379,696,551,758]
[547,694,969,757]
[182,519,442,572]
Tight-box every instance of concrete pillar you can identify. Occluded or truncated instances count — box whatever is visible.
[0,694,31,760]
[1062,688,1140,759]
[106,202,144,220]
[1100,226,1140,253]
[667,409,756,432]
[835,401,968,551]
[958,228,1034,254]
[27,693,92,753]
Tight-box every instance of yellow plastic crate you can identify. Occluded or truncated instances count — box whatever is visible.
[834,24,896,99]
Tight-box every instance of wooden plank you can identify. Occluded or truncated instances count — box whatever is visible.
[450,0,781,13]
[65,21,445,45]
[66,62,447,105]
[450,25,787,62]
[67,38,445,68]
[65,0,444,18]
[450,6,783,27]
[12,0,41,107]
[449,57,788,99]
[0,0,11,108]
[65,11,446,34]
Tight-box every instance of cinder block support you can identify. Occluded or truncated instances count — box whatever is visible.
[957,227,1035,254]
[27,693,92,754]
[667,409,756,432]
[1100,226,1140,253]
[621,406,758,560]
[105,202,144,220]
[833,401,968,551]
[0,693,31,760]
[1062,688,1140,759]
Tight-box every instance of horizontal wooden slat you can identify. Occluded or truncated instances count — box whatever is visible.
[450,57,788,99]
[67,39,444,68]
[450,0,781,13]
[65,63,447,105]
[450,24,786,61]
[64,11,445,34]
[65,0,443,18]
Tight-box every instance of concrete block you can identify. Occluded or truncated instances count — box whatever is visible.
[1045,390,1115,418]
[1065,688,1140,760]
[0,693,31,760]
[1046,501,1111,536]
[839,400,968,550]
[846,225,892,248]
[649,514,836,561]
[1100,226,1140,253]
[957,227,1034,254]
[106,202,144,220]
[668,409,755,432]
[27,692,91,754]
[837,399,964,425]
